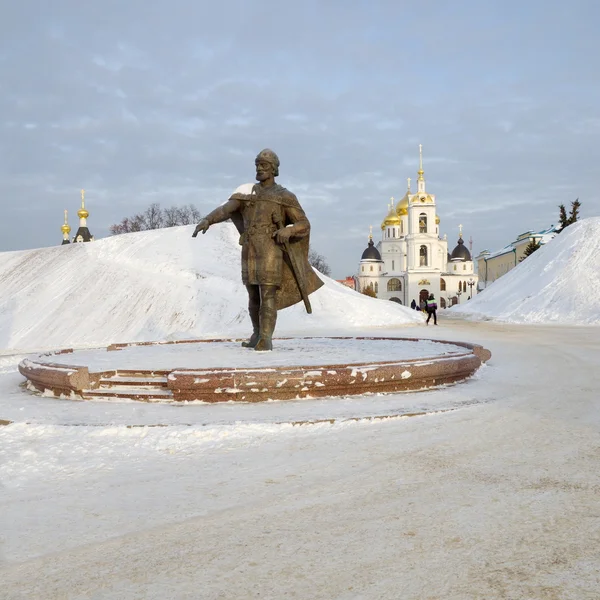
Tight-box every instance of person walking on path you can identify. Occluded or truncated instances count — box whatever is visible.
[425,294,438,325]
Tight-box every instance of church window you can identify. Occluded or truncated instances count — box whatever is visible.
[393,229,396,238]
[370,265,373,272]
[463,280,467,291]
[463,264,466,271]
[401,221,404,234]
[440,278,446,291]
[419,213,427,233]
[420,245,428,266]
[392,260,395,270]
[453,265,457,271]
[379,265,382,271]
[375,282,379,293]
[362,266,364,272]
[388,278,402,292]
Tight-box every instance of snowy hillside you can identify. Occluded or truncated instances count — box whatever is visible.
[0,224,422,352]
[452,217,600,325]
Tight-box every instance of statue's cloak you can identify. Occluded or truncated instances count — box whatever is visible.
[228,184,324,311]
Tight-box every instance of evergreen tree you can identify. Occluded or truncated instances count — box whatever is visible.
[520,240,541,261]
[557,199,581,233]
[558,204,569,231]
[569,198,581,224]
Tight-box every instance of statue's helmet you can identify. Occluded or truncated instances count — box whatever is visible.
[255,148,280,177]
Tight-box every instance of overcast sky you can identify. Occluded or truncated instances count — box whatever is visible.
[1,0,598,277]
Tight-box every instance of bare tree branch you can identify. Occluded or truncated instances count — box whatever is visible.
[308,248,331,277]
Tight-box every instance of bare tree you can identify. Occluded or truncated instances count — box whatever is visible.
[144,203,164,230]
[362,286,377,298]
[176,204,198,226]
[129,213,147,232]
[110,203,203,234]
[109,217,132,235]
[308,248,331,277]
[163,206,180,227]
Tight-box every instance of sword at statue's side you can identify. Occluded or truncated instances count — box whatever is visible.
[273,217,313,314]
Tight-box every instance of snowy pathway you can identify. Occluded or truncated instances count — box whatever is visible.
[1,320,599,599]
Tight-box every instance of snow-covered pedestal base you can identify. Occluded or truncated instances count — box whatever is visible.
[18,337,491,403]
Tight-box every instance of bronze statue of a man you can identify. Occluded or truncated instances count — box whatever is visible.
[193,149,323,351]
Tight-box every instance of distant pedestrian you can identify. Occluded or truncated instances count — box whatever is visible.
[420,300,426,311]
[410,299,417,310]
[426,294,438,325]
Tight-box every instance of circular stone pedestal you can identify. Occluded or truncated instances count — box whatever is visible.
[19,337,491,403]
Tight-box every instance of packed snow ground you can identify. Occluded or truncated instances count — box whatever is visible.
[452,217,600,325]
[2,220,600,598]
[0,223,422,353]
[1,319,600,599]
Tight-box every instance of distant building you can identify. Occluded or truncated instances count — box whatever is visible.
[336,276,358,290]
[475,225,557,290]
[356,146,478,308]
[61,189,94,245]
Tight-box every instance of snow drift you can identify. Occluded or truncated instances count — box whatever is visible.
[452,217,600,325]
[0,224,422,352]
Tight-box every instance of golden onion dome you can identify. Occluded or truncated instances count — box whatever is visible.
[382,213,401,227]
[78,189,89,219]
[396,194,409,216]
[435,214,440,225]
[381,198,401,229]
[61,210,71,234]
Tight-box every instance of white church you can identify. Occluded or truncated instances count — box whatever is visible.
[357,146,478,308]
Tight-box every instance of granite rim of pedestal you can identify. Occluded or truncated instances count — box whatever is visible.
[17,337,492,404]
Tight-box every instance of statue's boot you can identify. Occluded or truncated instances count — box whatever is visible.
[242,286,260,348]
[254,286,277,352]
[241,307,260,348]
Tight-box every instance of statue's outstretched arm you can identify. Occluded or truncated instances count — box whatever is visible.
[192,198,240,237]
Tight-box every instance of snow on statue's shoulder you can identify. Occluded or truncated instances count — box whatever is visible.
[232,183,255,195]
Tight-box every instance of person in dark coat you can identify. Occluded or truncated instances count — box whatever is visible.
[425,293,438,325]
[410,299,417,310]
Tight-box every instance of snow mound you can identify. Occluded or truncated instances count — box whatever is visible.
[452,217,600,325]
[0,224,423,352]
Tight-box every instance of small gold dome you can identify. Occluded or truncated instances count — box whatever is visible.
[382,213,401,227]
[381,198,401,229]
[61,210,71,234]
[78,189,88,219]
[435,215,440,225]
[381,206,401,229]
